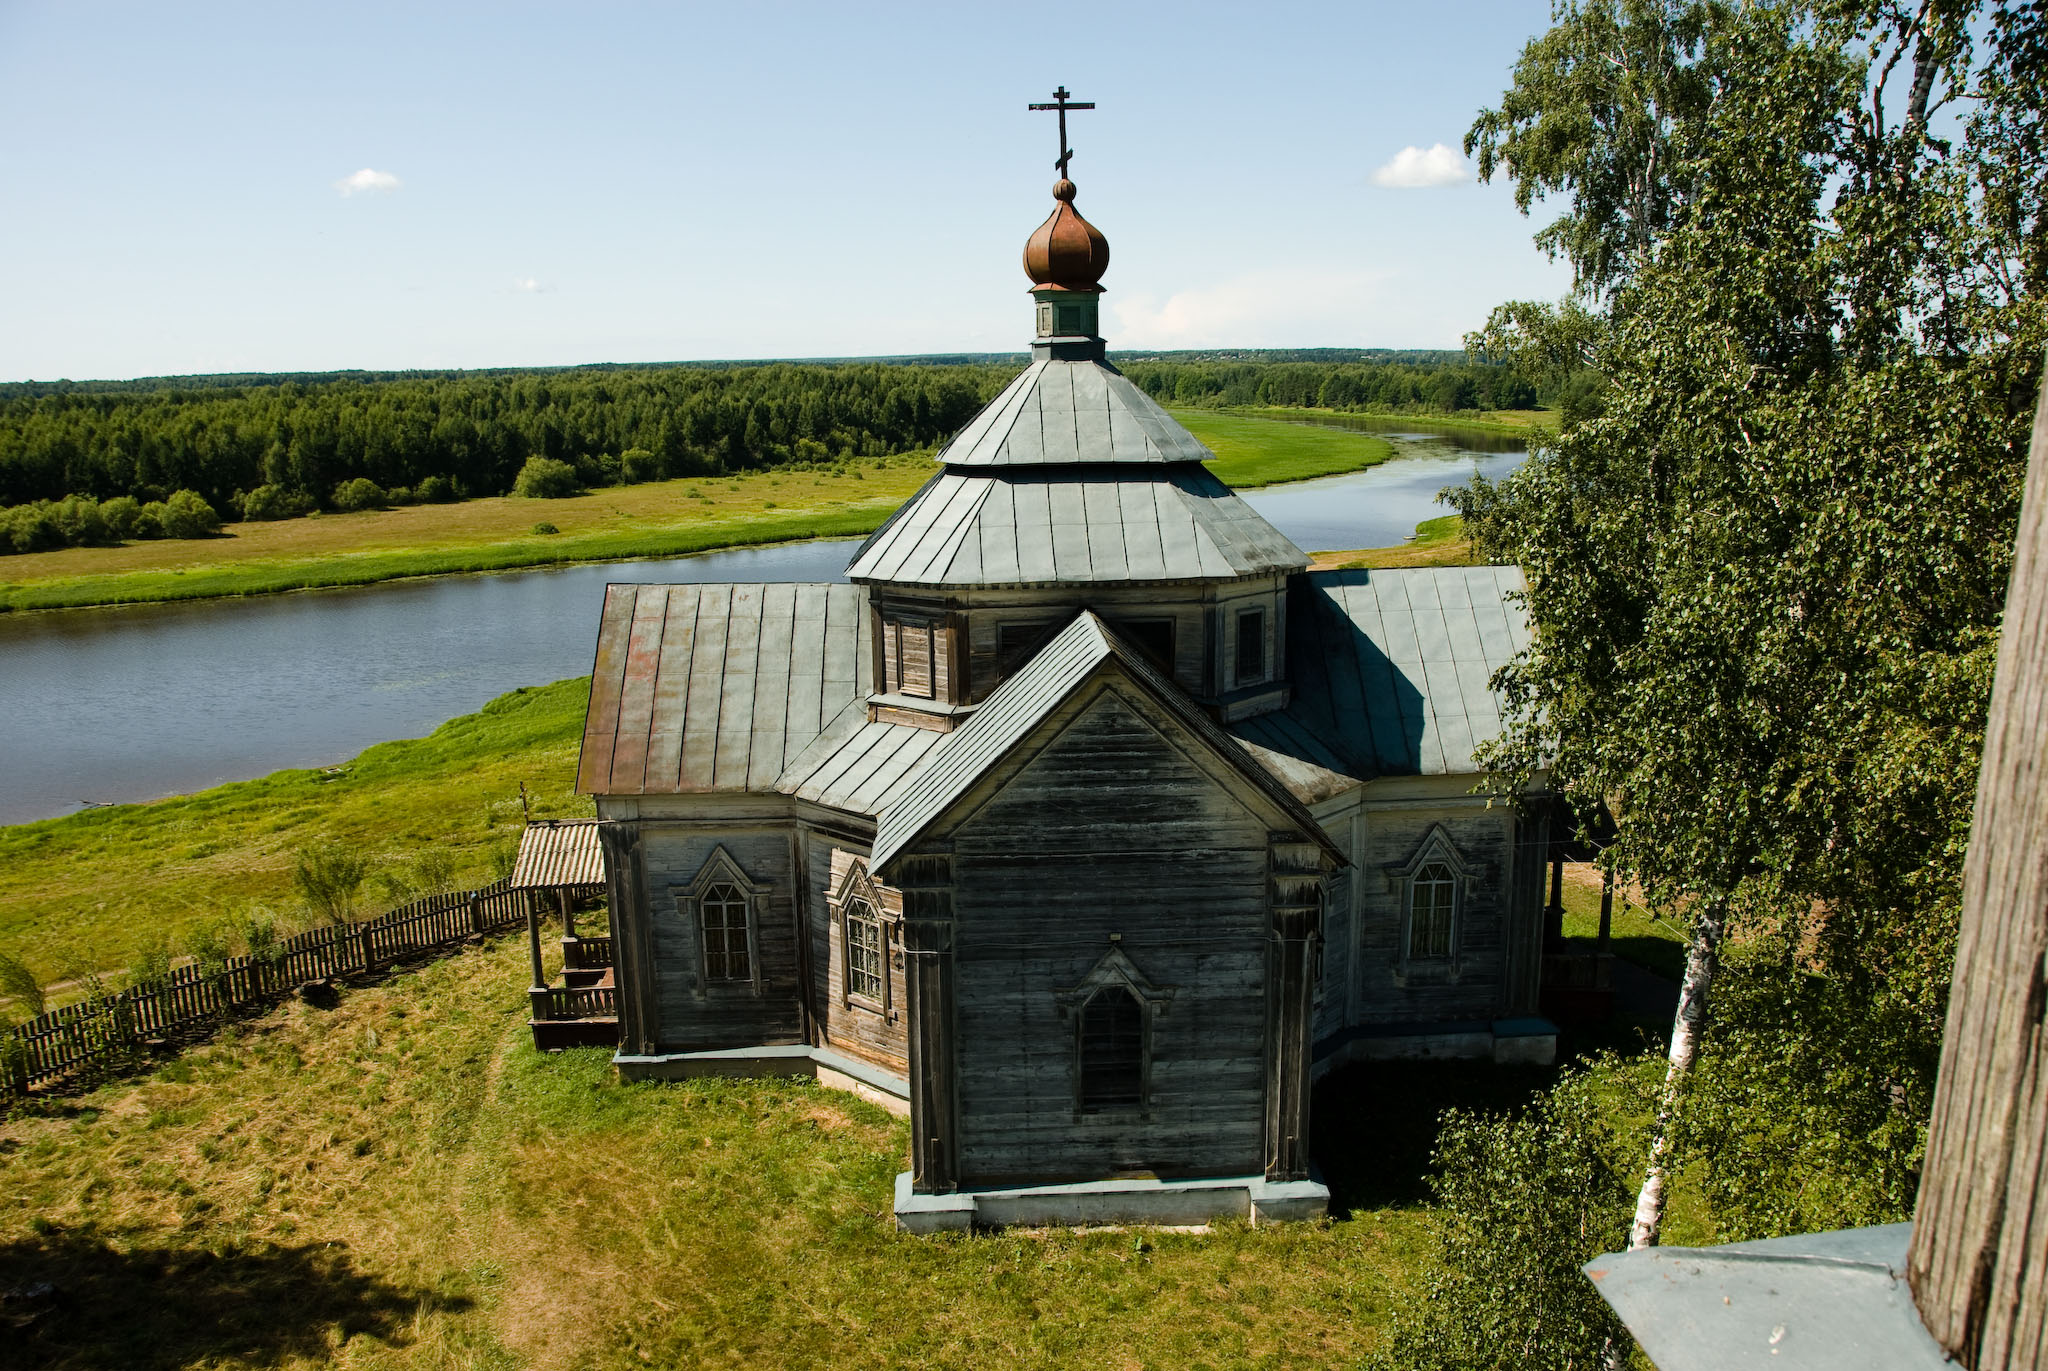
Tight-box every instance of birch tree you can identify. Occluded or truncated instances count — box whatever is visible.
[1458,0,2046,1253]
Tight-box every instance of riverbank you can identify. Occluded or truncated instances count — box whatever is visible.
[0,413,1398,614]
[1309,514,1474,570]
[0,678,593,972]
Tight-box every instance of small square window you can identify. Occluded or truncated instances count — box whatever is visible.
[1236,608,1266,685]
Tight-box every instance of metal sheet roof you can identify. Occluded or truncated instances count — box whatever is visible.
[844,465,1307,586]
[1228,565,1529,782]
[937,359,1212,467]
[775,711,949,815]
[870,611,1344,873]
[1584,1224,1951,1371]
[578,582,870,795]
[508,819,605,889]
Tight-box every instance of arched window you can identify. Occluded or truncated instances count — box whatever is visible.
[1078,987,1145,1113]
[700,881,751,982]
[1408,862,1455,961]
[845,896,884,1003]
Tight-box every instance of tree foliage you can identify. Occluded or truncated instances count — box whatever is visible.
[1371,1062,1653,1370]
[1453,0,2044,1246]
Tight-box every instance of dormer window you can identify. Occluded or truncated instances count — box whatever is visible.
[881,611,955,702]
[1236,608,1267,686]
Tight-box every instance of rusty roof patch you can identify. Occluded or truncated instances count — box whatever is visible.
[509,819,605,889]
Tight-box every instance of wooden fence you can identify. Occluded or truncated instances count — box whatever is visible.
[538,984,618,1020]
[1,879,604,1095]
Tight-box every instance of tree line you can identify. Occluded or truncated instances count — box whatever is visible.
[0,363,1013,519]
[0,354,1536,553]
[1119,359,1540,413]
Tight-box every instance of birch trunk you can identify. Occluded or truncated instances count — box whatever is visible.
[1628,902,1726,1250]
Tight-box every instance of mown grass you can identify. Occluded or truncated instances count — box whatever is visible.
[1311,514,1476,571]
[0,933,1460,1370]
[0,678,593,977]
[1558,864,1691,982]
[1172,409,1397,487]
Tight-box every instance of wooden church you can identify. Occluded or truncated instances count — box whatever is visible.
[575,120,1557,1230]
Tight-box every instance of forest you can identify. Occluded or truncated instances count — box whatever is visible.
[0,353,1531,554]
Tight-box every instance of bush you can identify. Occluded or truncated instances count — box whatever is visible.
[1369,1059,1652,1371]
[331,478,387,513]
[514,456,580,499]
[531,521,559,535]
[133,502,168,538]
[50,495,110,546]
[292,841,369,924]
[0,504,63,554]
[385,485,414,505]
[99,495,143,538]
[241,483,313,522]
[416,474,459,503]
[620,447,663,484]
[159,489,221,539]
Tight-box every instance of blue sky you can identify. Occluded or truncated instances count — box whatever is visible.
[0,1,1575,380]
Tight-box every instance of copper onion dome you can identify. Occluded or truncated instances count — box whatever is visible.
[1023,179,1109,292]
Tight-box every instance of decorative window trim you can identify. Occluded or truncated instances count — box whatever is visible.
[1384,825,1472,980]
[831,860,895,1020]
[1057,944,1175,1118]
[673,846,767,998]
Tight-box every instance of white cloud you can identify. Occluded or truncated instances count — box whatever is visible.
[1110,267,1395,350]
[1371,143,1470,189]
[334,168,402,196]
[513,277,545,293]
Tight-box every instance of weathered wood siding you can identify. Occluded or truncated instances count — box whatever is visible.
[1350,803,1519,1025]
[814,843,910,1075]
[638,823,804,1050]
[946,688,1273,1184]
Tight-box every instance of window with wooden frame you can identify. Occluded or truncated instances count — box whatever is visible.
[1058,945,1174,1117]
[831,858,894,1017]
[844,895,885,1004]
[1078,988,1145,1112]
[700,881,752,982]
[1408,863,1456,961]
[1386,825,1471,977]
[675,847,767,996]
[1235,607,1267,686]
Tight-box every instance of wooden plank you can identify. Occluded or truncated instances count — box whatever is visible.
[1910,376,2048,1366]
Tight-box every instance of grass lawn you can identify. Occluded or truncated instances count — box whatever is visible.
[1557,864,1691,983]
[1171,409,1396,486]
[0,931,1501,1370]
[1223,406,1553,438]
[0,678,594,979]
[1310,515,1476,571]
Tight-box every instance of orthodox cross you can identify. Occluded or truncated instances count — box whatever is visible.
[1028,86,1095,179]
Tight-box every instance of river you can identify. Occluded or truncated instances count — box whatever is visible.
[0,428,1525,825]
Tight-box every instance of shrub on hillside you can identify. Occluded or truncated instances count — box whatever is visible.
[514,456,579,499]
[159,490,221,539]
[241,483,314,522]
[134,502,168,538]
[331,478,387,513]
[416,474,459,503]
[0,503,64,553]
[99,495,143,538]
[293,841,369,924]
[620,447,662,484]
